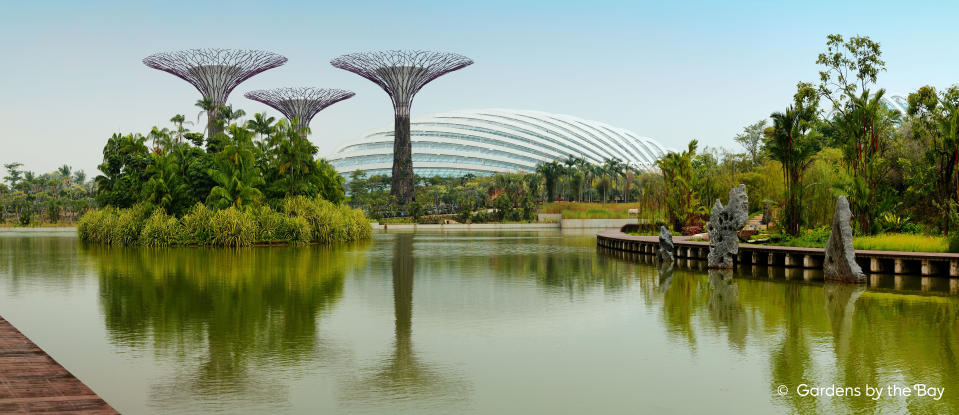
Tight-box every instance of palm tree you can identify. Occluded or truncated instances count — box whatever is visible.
[220,105,246,125]
[142,152,189,214]
[271,123,319,197]
[169,114,191,144]
[246,112,276,141]
[148,126,173,153]
[601,157,624,203]
[536,161,564,202]
[657,140,698,231]
[768,107,818,236]
[206,126,264,209]
[834,89,896,233]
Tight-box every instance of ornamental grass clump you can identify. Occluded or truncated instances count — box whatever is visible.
[282,196,371,243]
[79,197,370,247]
[180,203,215,245]
[209,207,255,247]
[139,209,184,247]
[252,205,311,244]
[110,203,152,245]
[77,208,117,244]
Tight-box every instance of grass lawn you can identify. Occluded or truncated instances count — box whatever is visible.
[540,202,642,219]
[852,234,950,252]
[766,232,951,253]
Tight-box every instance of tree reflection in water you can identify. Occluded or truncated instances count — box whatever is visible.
[87,243,368,407]
[601,248,959,414]
[340,233,470,408]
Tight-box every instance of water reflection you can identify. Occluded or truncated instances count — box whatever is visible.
[602,247,959,413]
[0,235,93,292]
[341,233,470,408]
[85,243,368,407]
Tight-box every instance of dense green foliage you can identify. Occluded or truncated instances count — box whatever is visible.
[1,163,94,225]
[642,33,959,245]
[77,98,364,245]
[78,196,371,247]
[94,113,345,216]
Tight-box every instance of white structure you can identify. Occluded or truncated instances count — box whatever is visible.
[326,109,669,178]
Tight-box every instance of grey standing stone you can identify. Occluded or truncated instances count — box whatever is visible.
[707,184,749,269]
[823,196,866,283]
[658,225,674,262]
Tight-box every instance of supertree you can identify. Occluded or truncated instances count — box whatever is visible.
[143,48,288,138]
[331,50,473,206]
[244,87,355,137]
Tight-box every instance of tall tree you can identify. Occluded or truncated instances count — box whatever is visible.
[657,140,699,231]
[734,120,768,167]
[536,161,564,202]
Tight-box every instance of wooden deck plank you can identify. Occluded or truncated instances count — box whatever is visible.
[0,316,118,415]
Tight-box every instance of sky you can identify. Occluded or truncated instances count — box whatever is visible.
[2,0,958,177]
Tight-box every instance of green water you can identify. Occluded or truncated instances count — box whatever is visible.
[0,231,957,414]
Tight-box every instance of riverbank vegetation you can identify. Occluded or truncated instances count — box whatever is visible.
[1,163,94,225]
[78,196,370,247]
[71,105,370,246]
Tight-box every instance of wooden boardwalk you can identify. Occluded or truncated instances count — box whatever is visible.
[0,316,117,414]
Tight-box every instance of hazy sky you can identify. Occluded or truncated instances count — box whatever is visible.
[2,0,957,177]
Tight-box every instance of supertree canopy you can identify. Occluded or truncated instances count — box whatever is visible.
[143,48,288,137]
[331,50,473,206]
[244,87,355,136]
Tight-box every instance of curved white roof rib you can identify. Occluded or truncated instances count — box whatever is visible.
[325,109,671,178]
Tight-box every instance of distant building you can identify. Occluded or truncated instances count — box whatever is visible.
[325,109,670,178]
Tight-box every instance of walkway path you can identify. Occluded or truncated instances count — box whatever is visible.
[0,316,117,414]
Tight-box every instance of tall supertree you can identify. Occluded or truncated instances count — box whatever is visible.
[244,87,355,137]
[331,50,473,206]
[143,48,288,138]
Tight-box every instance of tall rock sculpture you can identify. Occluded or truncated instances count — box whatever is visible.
[658,226,674,262]
[707,184,749,269]
[823,196,866,282]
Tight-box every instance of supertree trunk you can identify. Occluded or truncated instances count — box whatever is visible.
[393,114,414,204]
[331,50,472,207]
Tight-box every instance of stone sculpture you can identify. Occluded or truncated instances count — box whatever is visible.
[823,196,866,283]
[707,184,749,269]
[658,226,674,262]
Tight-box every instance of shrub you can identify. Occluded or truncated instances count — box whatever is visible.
[210,207,255,247]
[139,209,184,246]
[181,203,215,245]
[252,206,311,244]
[111,204,152,245]
[79,197,370,247]
[283,196,371,244]
[78,208,117,244]
[682,225,704,236]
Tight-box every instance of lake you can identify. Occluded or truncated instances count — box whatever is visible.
[0,231,956,414]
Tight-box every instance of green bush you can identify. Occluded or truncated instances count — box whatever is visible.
[111,203,151,245]
[78,197,371,247]
[78,208,117,244]
[283,196,371,244]
[210,207,255,247]
[139,209,184,246]
[252,206,311,244]
[181,203,216,245]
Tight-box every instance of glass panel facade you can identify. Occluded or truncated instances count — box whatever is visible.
[326,109,672,180]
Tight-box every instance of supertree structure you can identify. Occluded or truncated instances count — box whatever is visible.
[331,50,473,206]
[143,48,288,138]
[244,87,355,137]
